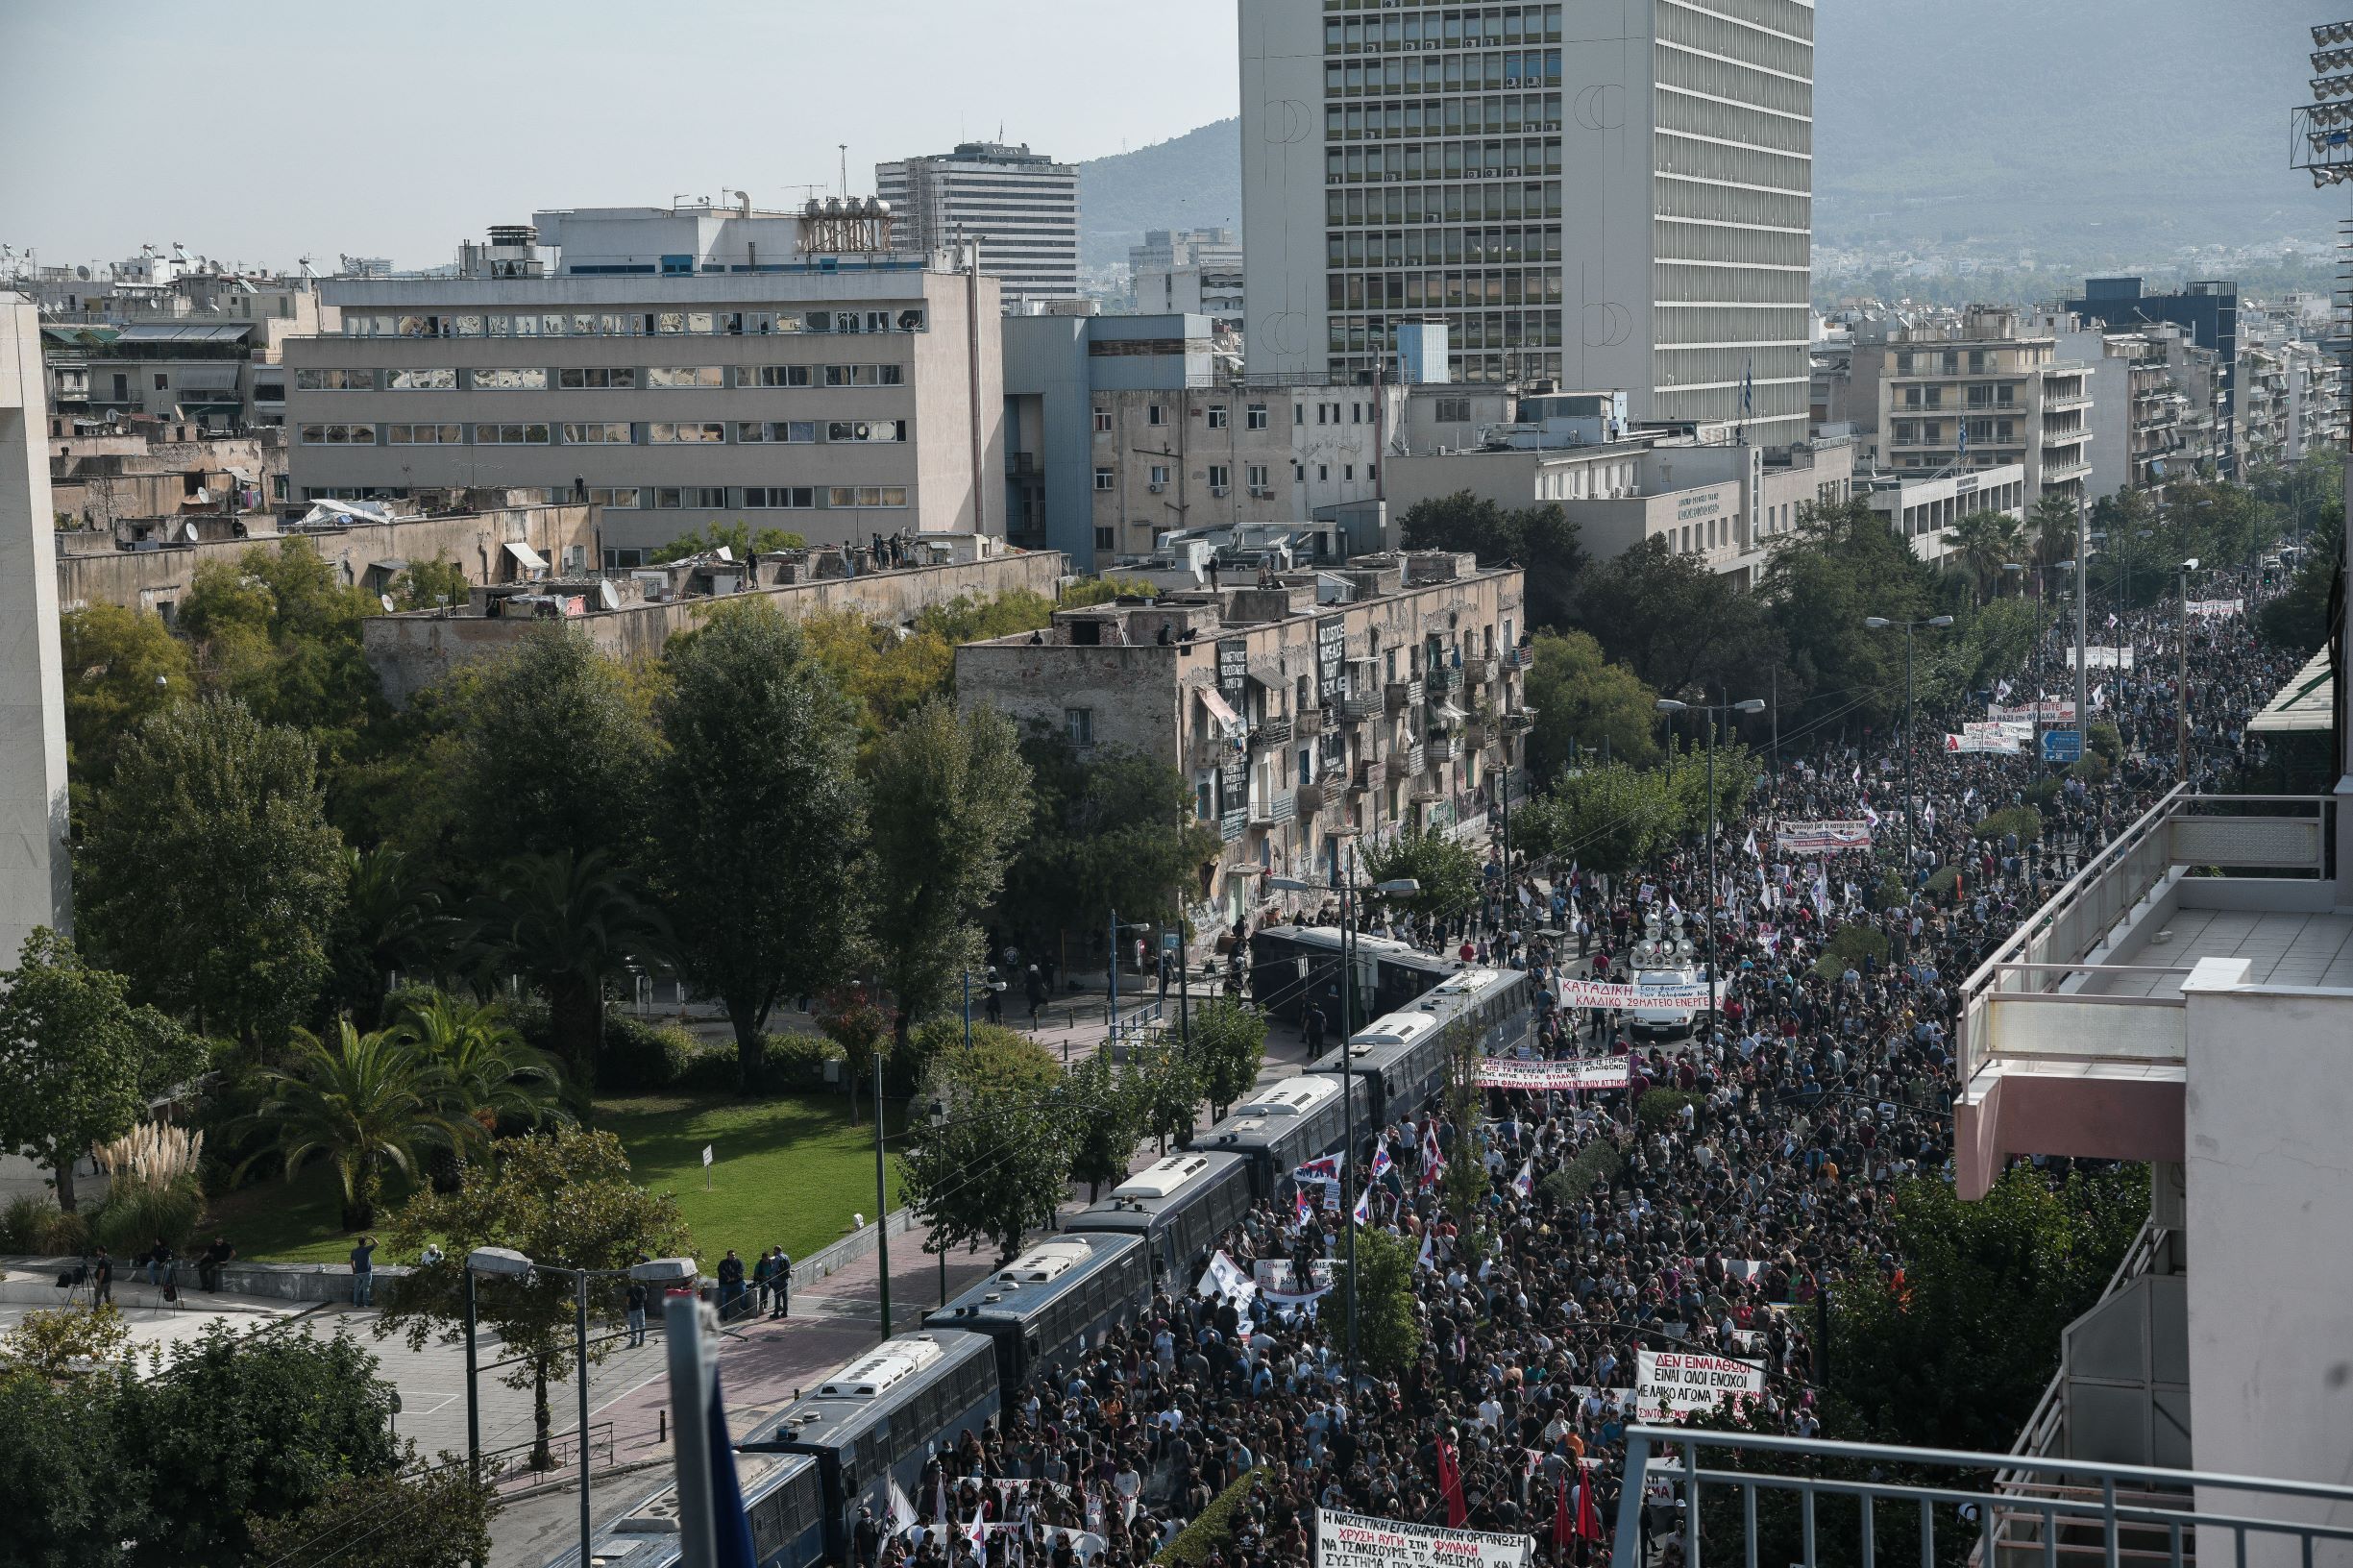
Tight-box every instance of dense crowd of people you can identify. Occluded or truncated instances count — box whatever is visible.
[881,565,2303,1568]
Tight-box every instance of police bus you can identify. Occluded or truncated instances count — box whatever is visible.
[1185,1072,1353,1200]
[922,1234,1151,1389]
[541,1452,826,1568]
[1063,1151,1253,1282]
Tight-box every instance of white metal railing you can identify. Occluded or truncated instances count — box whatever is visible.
[2000,1219,2175,1482]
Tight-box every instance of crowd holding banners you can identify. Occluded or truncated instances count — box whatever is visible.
[1770,821,1874,855]
[868,561,2306,1568]
[1476,1057,1634,1092]
[2185,598,2245,618]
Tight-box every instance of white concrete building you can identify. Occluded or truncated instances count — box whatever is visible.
[0,294,71,965]
[1860,462,2028,565]
[876,142,1080,309]
[1238,0,1813,445]
[1130,230,1246,329]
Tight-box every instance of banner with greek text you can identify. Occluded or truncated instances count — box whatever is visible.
[1555,977,1713,1010]
[1634,1349,1765,1418]
[1476,1056,1634,1091]
[2186,598,2243,618]
[1317,1509,1534,1568]
[1944,731,2022,754]
[1989,700,2075,723]
[1773,821,1874,855]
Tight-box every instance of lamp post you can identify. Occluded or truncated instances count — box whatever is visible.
[1654,698,1765,1032]
[1267,855,1415,1376]
[928,1096,950,1304]
[465,1248,697,1568]
[1862,615,1955,874]
[873,1048,891,1336]
[2177,557,2200,782]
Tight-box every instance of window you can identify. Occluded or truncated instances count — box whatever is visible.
[386,423,463,444]
[740,364,814,387]
[1434,396,1472,423]
[1147,402,1164,426]
[822,364,904,386]
[1247,464,1270,492]
[653,486,727,508]
[648,366,723,388]
[1316,404,1328,425]
[1293,462,1305,482]
[1317,464,1329,481]
[469,367,544,390]
[1294,404,1305,423]
[473,423,551,444]
[1208,464,1231,490]
[1093,407,1113,432]
[296,369,375,391]
[1095,527,1115,551]
[154,373,169,390]
[562,422,632,444]
[1149,464,1170,487]
[586,486,641,508]
[1207,404,1229,429]
[1247,403,1268,429]
[385,368,458,391]
[826,419,907,443]
[649,422,725,443]
[737,421,818,443]
[558,367,637,389]
[1094,467,1116,491]
[825,486,908,507]
[1065,708,1095,747]
[299,423,376,444]
[743,486,816,508]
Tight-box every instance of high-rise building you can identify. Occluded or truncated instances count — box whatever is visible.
[1,293,72,965]
[876,142,1079,310]
[1238,0,1813,445]
[1129,229,1246,328]
[2065,278,2241,476]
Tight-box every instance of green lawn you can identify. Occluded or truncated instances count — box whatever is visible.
[213,1091,905,1266]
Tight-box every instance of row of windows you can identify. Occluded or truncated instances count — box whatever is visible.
[1329,273,1566,310]
[1330,227,1563,267]
[1327,309,1561,353]
[1324,54,1563,97]
[306,418,909,447]
[1326,176,1562,229]
[338,307,927,340]
[1094,459,1368,493]
[1324,8,1568,52]
[298,363,908,392]
[1327,137,1564,185]
[1330,350,1561,385]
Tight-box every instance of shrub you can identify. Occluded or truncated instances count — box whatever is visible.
[1924,865,1961,900]
[675,1039,745,1094]
[1156,1468,1263,1567]
[598,1011,699,1092]
[1636,1089,1706,1133]
[91,1176,206,1259]
[1972,806,2042,846]
[38,1208,90,1256]
[2,1194,62,1253]
[1811,920,1891,980]
[1538,1139,1623,1210]
[763,1031,846,1091]
[2022,778,2063,809]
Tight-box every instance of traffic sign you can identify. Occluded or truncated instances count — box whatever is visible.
[2042,729,2082,764]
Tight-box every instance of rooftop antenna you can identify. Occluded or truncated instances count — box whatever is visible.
[838,144,848,198]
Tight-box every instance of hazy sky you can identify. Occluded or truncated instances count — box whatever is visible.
[1,0,1243,273]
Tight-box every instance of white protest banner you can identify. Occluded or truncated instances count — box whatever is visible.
[1195,1249,1257,1303]
[1943,731,2021,754]
[1317,1508,1533,1568]
[1965,720,2033,743]
[1989,699,2075,724]
[1253,1258,1336,1303]
[1556,976,1714,1010]
[1476,1056,1633,1091]
[2186,598,2244,618]
[1773,821,1874,855]
[1634,1348,1766,1418]
[2068,646,2135,670]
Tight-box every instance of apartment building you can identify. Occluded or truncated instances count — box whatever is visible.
[956,551,1528,929]
[1860,462,2028,566]
[2065,277,2240,477]
[1130,229,1247,328]
[1853,307,2093,503]
[282,206,1004,554]
[876,142,1080,308]
[1239,0,1813,446]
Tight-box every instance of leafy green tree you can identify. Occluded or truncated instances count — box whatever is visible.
[1060,1049,1145,1202]
[1762,500,1936,732]
[2259,545,2338,655]
[55,600,192,806]
[447,623,657,869]
[1061,576,1161,608]
[325,844,448,1028]
[239,1020,468,1230]
[0,1303,133,1380]
[1523,627,1661,776]
[246,1463,498,1568]
[1132,1033,1204,1153]
[1830,1166,2146,1453]
[1518,759,1677,880]
[1358,824,1483,923]
[654,601,865,1091]
[1000,731,1222,957]
[1573,534,1779,699]
[387,554,473,611]
[648,520,809,561]
[78,698,347,1044]
[1398,491,1587,629]
[819,986,895,1123]
[803,590,1056,745]
[1342,1223,1423,1380]
[470,847,664,1076]
[864,699,1032,1048]
[902,1031,1070,1262]
[177,537,386,767]
[114,1322,404,1568]
[379,1127,690,1471]
[1939,508,2028,603]
[1189,995,1268,1119]
[392,991,567,1137]
[2027,492,2079,567]
[0,929,201,1212]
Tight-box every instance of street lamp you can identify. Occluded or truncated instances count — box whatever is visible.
[463,1248,697,1568]
[1265,854,1415,1375]
[2177,557,2200,781]
[1862,615,1954,876]
[1654,698,1764,1031]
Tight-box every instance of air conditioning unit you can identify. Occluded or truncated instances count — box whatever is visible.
[1147,482,1165,493]
[1211,485,1231,498]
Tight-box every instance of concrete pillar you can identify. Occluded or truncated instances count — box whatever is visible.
[0,294,72,964]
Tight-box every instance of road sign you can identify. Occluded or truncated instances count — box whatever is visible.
[2042,729,2082,764]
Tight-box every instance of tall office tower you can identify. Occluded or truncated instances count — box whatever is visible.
[1240,0,1813,444]
[1,293,72,965]
[876,142,1081,310]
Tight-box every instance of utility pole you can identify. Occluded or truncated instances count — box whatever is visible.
[1340,842,1358,1376]
[2075,500,2091,750]
[873,1051,891,1337]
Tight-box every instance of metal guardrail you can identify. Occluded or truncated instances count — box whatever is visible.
[1611,1426,2353,1568]
[2000,1219,2175,1484]
[482,1420,615,1491]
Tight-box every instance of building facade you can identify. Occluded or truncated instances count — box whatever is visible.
[956,551,1528,929]
[1859,462,2028,566]
[876,142,1080,309]
[282,208,1005,553]
[2064,277,2239,477]
[1238,0,1813,443]
[1856,307,2093,503]
[1130,229,1246,328]
[1,294,71,964]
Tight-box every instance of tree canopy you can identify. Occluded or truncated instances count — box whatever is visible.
[1522,627,1661,777]
[998,730,1221,955]
[1398,491,1587,629]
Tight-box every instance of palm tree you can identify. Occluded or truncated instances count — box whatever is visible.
[330,844,450,1027]
[239,1021,467,1230]
[470,848,666,1078]
[394,992,570,1142]
[1941,509,2026,603]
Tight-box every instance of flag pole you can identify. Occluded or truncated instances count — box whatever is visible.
[665,1292,721,1568]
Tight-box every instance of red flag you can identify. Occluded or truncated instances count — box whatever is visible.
[1553,1475,1575,1550]
[1577,1476,1604,1541]
[1437,1435,1468,1529]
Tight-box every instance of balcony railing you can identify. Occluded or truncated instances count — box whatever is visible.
[1293,707,1324,740]
[1296,780,1328,816]
[1461,654,1498,686]
[1249,790,1296,828]
[1252,715,1292,748]
[1385,678,1424,714]
[1341,689,1384,722]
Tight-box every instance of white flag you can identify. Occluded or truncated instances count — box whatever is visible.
[891,1479,919,1538]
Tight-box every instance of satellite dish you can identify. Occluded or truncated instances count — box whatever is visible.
[380,594,396,613]
[75,264,90,281]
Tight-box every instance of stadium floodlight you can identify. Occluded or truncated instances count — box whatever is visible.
[2315,72,2353,99]
[2312,101,2353,129]
[2316,44,2353,72]
[2316,20,2353,47]
[2314,165,2353,187]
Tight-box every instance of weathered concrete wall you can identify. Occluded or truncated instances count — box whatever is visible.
[1,297,71,962]
[57,503,601,617]
[365,548,1069,704]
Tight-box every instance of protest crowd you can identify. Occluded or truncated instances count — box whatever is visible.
[878,567,2301,1568]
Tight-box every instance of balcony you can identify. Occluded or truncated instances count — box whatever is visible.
[1502,644,1532,672]
[1349,758,1379,794]
[1385,678,1424,714]
[1249,790,1296,828]
[1460,654,1498,686]
[1251,715,1292,748]
[1953,789,2341,1201]
[1384,749,1413,782]
[1341,689,1384,723]
[2041,454,2095,483]
[1296,780,1328,816]
[1428,732,1462,766]
[1293,707,1324,740]
[1427,665,1462,697]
